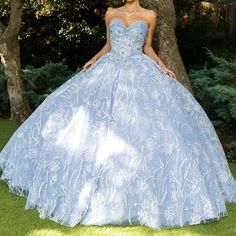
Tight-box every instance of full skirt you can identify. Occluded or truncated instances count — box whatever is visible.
[1,52,236,229]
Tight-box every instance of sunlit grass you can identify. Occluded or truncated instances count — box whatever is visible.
[1,117,236,236]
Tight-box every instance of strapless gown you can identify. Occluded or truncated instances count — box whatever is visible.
[1,19,236,229]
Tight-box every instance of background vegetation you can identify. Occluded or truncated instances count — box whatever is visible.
[0,0,235,159]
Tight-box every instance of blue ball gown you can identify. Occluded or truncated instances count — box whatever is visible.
[1,18,236,229]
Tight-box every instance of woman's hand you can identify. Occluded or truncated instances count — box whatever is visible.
[82,57,97,72]
[159,63,176,79]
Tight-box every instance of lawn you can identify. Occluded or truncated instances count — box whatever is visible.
[0,117,236,236]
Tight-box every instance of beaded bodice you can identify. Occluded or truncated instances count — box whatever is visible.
[109,19,148,58]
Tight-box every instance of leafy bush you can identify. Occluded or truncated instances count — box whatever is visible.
[22,62,73,109]
[0,62,74,117]
[189,48,236,160]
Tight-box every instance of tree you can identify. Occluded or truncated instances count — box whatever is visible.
[0,0,108,120]
[140,0,193,92]
[20,0,108,70]
[0,0,32,123]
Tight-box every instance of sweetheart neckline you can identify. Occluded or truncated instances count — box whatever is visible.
[109,18,149,29]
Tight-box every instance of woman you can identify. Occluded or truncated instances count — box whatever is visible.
[1,0,236,230]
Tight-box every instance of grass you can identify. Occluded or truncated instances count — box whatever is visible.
[1,117,236,236]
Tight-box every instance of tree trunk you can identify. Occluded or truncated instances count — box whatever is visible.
[0,0,32,124]
[141,0,193,93]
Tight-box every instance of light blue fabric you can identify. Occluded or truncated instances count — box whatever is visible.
[1,19,236,229]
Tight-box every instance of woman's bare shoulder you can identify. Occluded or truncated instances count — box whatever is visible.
[106,6,123,13]
[105,6,115,20]
[142,8,157,17]
[105,6,122,18]
[141,8,157,25]
[106,6,113,15]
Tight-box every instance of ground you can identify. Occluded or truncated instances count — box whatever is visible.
[0,118,236,236]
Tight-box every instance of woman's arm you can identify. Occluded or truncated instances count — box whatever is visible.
[82,8,112,71]
[143,11,176,78]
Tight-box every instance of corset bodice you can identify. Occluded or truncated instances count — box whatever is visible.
[109,19,148,58]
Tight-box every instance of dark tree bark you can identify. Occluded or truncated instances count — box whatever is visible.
[0,0,32,123]
[141,0,193,93]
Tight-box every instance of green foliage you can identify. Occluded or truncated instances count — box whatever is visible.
[0,0,109,70]
[174,0,233,70]
[0,62,74,114]
[22,62,73,109]
[189,48,236,159]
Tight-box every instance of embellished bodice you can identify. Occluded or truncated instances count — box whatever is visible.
[109,19,148,58]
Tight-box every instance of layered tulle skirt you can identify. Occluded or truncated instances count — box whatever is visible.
[1,52,236,229]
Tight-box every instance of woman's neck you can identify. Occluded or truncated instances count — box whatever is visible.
[124,1,141,12]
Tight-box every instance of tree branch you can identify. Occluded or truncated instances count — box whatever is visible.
[5,0,23,40]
